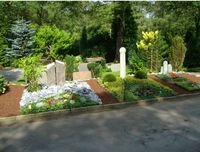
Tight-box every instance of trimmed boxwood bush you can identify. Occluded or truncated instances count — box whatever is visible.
[102,73,116,83]
[135,70,147,79]
[87,62,102,78]
[0,75,7,94]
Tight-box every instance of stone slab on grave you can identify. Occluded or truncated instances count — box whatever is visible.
[55,60,66,85]
[106,63,120,72]
[46,62,56,85]
[163,61,168,74]
[78,63,89,72]
[73,71,92,81]
[167,64,172,73]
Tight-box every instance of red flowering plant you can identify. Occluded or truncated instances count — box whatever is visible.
[47,99,55,105]
[169,72,177,79]
[72,94,78,101]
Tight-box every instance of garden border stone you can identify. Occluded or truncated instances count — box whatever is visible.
[1,92,200,126]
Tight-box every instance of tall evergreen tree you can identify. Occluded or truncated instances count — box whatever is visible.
[6,20,35,59]
[111,2,137,61]
[80,26,88,56]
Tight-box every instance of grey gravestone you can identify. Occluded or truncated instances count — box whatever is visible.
[163,61,168,74]
[106,63,120,72]
[160,66,163,74]
[46,62,56,85]
[78,63,88,72]
[39,60,66,85]
[55,60,65,85]
[73,71,92,81]
[167,64,172,73]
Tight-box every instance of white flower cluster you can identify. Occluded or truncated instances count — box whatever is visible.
[20,81,102,107]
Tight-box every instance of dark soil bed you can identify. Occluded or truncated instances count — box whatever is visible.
[148,75,190,95]
[87,79,118,104]
[0,85,24,117]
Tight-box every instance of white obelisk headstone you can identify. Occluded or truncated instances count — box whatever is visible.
[163,60,168,74]
[168,64,172,73]
[120,47,126,78]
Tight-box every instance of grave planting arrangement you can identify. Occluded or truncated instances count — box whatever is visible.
[156,73,200,91]
[100,72,175,102]
[20,82,102,114]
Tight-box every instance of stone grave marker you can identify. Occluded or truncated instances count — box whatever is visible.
[73,71,92,81]
[55,60,65,85]
[163,60,168,74]
[46,62,56,85]
[39,60,66,85]
[78,63,88,71]
[168,64,172,73]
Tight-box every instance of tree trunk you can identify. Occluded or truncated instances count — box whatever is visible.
[115,21,123,61]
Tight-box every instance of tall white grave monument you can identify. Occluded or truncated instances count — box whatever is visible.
[120,47,126,78]
[163,60,168,74]
[160,60,173,74]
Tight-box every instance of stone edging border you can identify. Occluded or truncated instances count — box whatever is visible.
[1,92,200,126]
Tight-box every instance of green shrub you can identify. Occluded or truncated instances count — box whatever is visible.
[187,67,200,72]
[135,70,147,79]
[65,55,78,81]
[103,78,124,102]
[102,73,116,83]
[18,55,43,92]
[156,74,172,81]
[27,83,42,92]
[87,62,102,78]
[99,67,112,78]
[0,64,3,70]
[0,75,7,94]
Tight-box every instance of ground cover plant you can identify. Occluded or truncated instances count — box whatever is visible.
[156,73,200,91]
[21,91,98,114]
[0,75,7,94]
[124,76,174,102]
[101,76,174,102]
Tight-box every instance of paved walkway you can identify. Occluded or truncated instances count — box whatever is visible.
[0,95,200,152]
[0,69,23,82]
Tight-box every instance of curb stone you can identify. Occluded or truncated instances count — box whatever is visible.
[0,92,200,126]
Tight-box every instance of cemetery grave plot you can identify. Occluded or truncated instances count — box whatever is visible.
[149,74,190,95]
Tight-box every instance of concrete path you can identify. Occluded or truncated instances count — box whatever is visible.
[0,95,200,152]
[0,69,23,82]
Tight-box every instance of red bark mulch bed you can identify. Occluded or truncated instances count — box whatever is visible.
[87,79,118,104]
[148,74,190,95]
[0,85,24,117]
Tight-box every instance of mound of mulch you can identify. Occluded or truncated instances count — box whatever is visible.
[87,79,118,104]
[148,75,190,95]
[0,85,24,117]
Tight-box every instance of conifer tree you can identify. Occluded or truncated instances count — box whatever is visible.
[7,20,35,59]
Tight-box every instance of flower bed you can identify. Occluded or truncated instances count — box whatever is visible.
[156,73,200,91]
[20,82,102,114]
[101,76,174,102]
